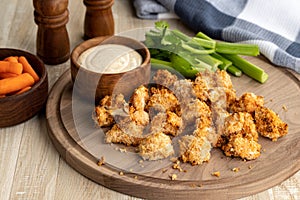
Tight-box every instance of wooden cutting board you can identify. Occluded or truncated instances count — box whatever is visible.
[46,56,300,200]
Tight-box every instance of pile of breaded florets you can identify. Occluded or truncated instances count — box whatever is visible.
[94,69,288,165]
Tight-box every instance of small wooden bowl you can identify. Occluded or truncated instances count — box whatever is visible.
[0,48,48,127]
[71,35,151,103]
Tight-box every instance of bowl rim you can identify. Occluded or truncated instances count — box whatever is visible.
[0,48,48,101]
[71,35,151,76]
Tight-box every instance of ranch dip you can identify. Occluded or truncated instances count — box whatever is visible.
[78,44,143,73]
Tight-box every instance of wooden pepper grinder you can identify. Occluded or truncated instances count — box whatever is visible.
[83,0,115,39]
[33,0,70,65]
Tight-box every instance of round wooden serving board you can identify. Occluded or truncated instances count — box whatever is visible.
[46,56,300,200]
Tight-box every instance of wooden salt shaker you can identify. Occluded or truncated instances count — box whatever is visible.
[83,0,115,39]
[33,0,70,65]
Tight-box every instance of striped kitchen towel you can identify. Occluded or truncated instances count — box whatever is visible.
[133,0,300,73]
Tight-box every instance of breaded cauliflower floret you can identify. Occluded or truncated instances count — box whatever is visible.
[223,112,258,141]
[150,111,182,136]
[172,79,197,104]
[181,99,210,127]
[230,92,264,114]
[130,109,149,126]
[129,85,149,111]
[196,70,236,109]
[146,87,179,113]
[221,136,261,160]
[196,70,216,89]
[94,94,127,127]
[210,106,230,144]
[255,107,288,141]
[179,135,211,165]
[215,69,234,89]
[139,132,174,160]
[193,75,209,102]
[128,85,150,126]
[152,69,178,88]
[105,117,144,146]
[218,112,260,160]
[94,105,114,127]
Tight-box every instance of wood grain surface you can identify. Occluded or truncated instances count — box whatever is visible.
[46,53,300,199]
[0,0,299,200]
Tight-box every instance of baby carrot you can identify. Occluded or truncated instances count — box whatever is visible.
[4,56,18,63]
[0,72,18,79]
[14,86,32,95]
[0,61,23,74]
[18,56,39,82]
[0,73,34,95]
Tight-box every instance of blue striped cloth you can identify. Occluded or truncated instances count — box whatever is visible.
[133,0,300,73]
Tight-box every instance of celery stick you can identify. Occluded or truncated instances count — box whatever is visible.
[196,31,260,56]
[181,42,215,54]
[221,54,268,83]
[196,32,212,41]
[170,54,202,78]
[226,65,242,77]
[192,37,216,49]
[172,29,191,42]
[150,58,172,67]
[210,52,232,70]
[151,63,176,72]
[194,54,223,70]
[216,42,260,56]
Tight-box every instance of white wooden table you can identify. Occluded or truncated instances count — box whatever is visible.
[0,0,299,199]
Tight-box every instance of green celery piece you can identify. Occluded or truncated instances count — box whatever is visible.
[149,49,171,61]
[177,52,214,71]
[195,32,212,41]
[211,52,232,70]
[155,20,170,29]
[222,54,268,83]
[170,54,202,78]
[196,31,260,56]
[192,37,216,49]
[144,36,156,47]
[226,65,242,77]
[150,58,172,67]
[161,29,181,46]
[171,29,191,42]
[194,54,222,70]
[181,42,215,54]
[216,41,260,56]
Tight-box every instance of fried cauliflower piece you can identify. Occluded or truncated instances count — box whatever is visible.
[181,99,210,127]
[179,135,211,165]
[139,132,174,160]
[172,79,197,104]
[230,92,264,114]
[255,107,288,141]
[129,85,149,111]
[146,87,179,113]
[105,117,144,146]
[219,112,260,160]
[152,69,178,88]
[128,85,150,126]
[196,70,236,109]
[221,136,261,160]
[130,109,149,126]
[150,111,182,136]
[94,94,127,127]
[94,105,114,127]
[193,75,209,102]
[223,112,258,141]
[215,69,234,89]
